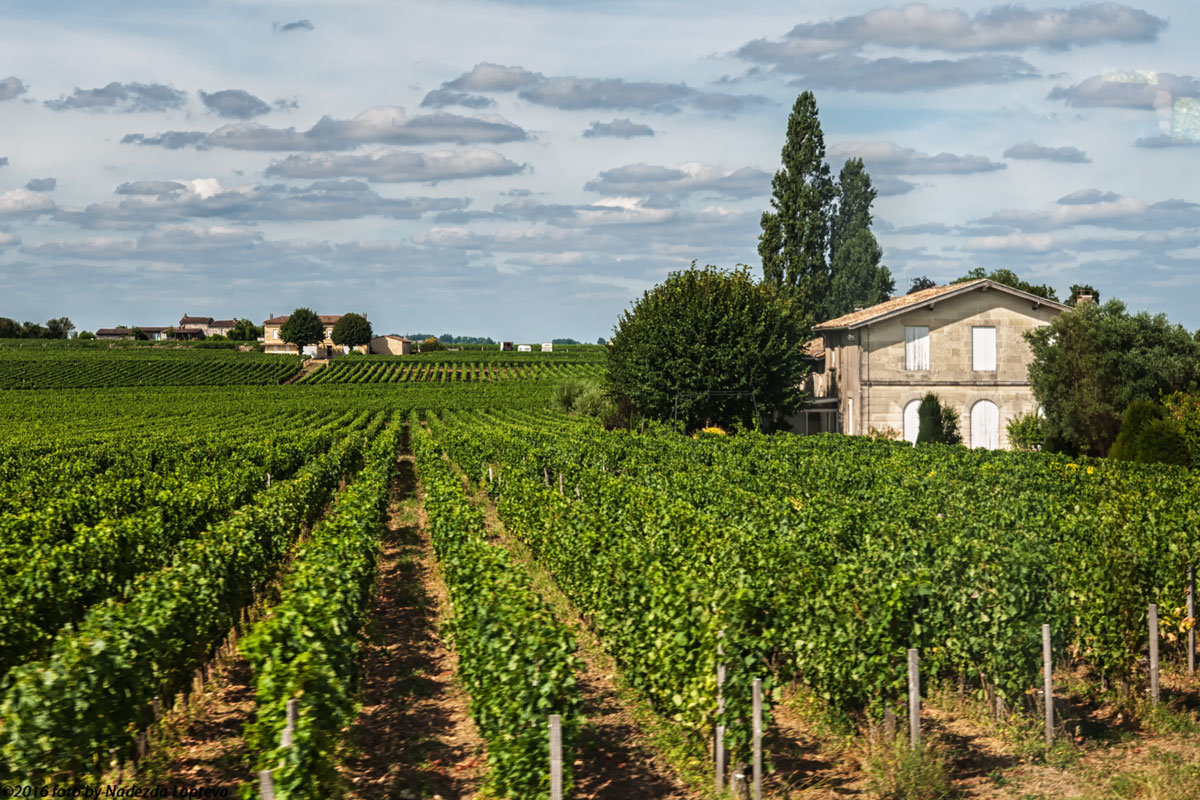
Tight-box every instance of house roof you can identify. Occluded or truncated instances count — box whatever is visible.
[179,315,213,324]
[813,279,1070,331]
[380,334,412,342]
[264,314,343,325]
[210,319,239,327]
[96,327,132,335]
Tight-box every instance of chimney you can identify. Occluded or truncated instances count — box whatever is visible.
[1076,291,1093,305]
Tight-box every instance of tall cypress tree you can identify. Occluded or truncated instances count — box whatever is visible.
[758,91,834,324]
[827,157,894,318]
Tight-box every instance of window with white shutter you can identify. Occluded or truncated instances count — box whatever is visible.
[973,326,996,371]
[904,326,930,371]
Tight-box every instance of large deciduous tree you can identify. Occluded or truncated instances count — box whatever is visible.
[605,264,810,431]
[758,91,834,325]
[954,267,1058,301]
[331,313,372,348]
[279,307,324,353]
[1025,299,1200,456]
[827,158,894,318]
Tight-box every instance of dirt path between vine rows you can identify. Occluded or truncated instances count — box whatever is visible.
[462,475,695,800]
[341,450,486,800]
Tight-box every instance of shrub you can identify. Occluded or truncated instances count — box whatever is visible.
[916,394,960,445]
[1110,400,1165,461]
[1136,418,1191,466]
[1163,392,1200,467]
[1007,411,1046,451]
[552,379,589,413]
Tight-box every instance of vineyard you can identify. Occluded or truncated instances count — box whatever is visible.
[0,363,1198,799]
[0,348,301,389]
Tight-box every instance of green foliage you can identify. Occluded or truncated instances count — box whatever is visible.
[605,264,810,430]
[954,267,1058,301]
[45,317,75,339]
[242,421,400,799]
[331,312,372,347]
[907,276,937,295]
[1135,418,1190,466]
[1110,400,1165,461]
[419,336,443,352]
[413,416,581,799]
[827,158,894,319]
[916,393,959,445]
[0,348,300,389]
[1163,392,1200,467]
[1006,411,1046,451]
[77,331,95,340]
[0,418,377,779]
[279,307,325,350]
[759,91,835,324]
[227,318,263,341]
[1026,301,1200,456]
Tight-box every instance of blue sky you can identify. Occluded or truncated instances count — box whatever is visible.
[1,0,1197,339]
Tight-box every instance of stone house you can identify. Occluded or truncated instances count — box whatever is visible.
[179,315,240,337]
[797,278,1069,448]
[369,335,413,356]
[264,313,358,357]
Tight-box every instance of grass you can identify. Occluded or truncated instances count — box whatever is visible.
[859,731,956,800]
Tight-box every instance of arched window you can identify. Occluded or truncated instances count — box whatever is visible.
[903,399,921,444]
[971,399,1000,449]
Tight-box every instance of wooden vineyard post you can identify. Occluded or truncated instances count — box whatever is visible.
[1149,603,1160,704]
[544,467,550,487]
[907,649,920,748]
[1042,624,1054,746]
[558,471,564,497]
[549,714,563,800]
[258,770,275,800]
[752,677,763,800]
[281,698,298,747]
[1189,566,1196,676]
[715,634,726,793]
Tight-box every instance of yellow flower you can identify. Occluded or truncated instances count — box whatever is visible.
[1086,466,1095,475]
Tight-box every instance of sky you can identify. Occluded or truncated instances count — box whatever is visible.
[1,0,1198,340]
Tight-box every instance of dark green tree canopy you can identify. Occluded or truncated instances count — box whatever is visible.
[1025,299,1200,456]
[759,91,834,325]
[279,307,324,350]
[605,264,810,431]
[227,319,263,341]
[331,313,372,347]
[45,317,75,339]
[954,267,1057,301]
[907,276,937,294]
[827,157,894,318]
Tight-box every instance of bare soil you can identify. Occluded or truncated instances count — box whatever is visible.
[341,452,486,800]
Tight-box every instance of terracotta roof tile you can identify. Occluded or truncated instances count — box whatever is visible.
[813,279,1068,330]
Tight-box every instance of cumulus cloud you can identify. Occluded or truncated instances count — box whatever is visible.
[274,20,313,32]
[829,141,1006,174]
[44,82,187,112]
[731,3,1167,92]
[265,148,526,183]
[0,157,7,167]
[962,232,1057,252]
[1003,141,1090,162]
[1047,71,1199,108]
[584,162,770,198]
[583,119,655,138]
[1135,135,1200,148]
[438,62,767,113]
[122,107,529,151]
[874,175,920,196]
[420,89,496,109]
[24,178,57,192]
[1057,189,1121,205]
[0,232,20,247]
[200,89,272,119]
[444,63,543,92]
[744,4,1166,55]
[974,196,1199,232]
[54,178,467,228]
[0,188,56,217]
[0,77,26,101]
[121,131,210,149]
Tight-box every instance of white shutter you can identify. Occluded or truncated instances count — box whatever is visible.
[905,326,930,371]
[847,397,854,435]
[973,327,996,371]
